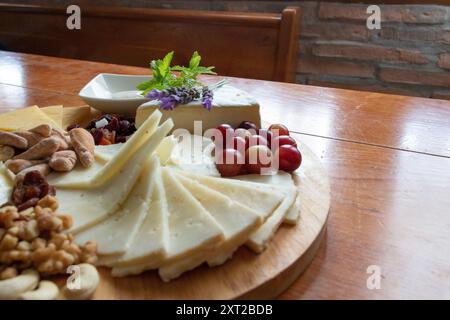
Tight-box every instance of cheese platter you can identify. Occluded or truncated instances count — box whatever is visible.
[0,51,330,300]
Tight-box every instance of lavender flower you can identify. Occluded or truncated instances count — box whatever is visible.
[145,89,167,100]
[202,86,213,111]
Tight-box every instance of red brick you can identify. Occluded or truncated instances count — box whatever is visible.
[302,23,368,41]
[432,90,450,100]
[297,58,374,78]
[319,3,448,24]
[313,42,429,64]
[438,53,450,70]
[379,68,450,87]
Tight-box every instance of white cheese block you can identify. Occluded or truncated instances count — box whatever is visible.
[109,162,168,270]
[74,155,158,256]
[136,85,261,133]
[231,172,301,224]
[58,120,173,233]
[174,171,284,222]
[111,168,224,279]
[0,162,13,206]
[174,175,261,267]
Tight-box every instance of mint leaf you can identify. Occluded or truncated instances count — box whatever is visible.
[189,51,201,69]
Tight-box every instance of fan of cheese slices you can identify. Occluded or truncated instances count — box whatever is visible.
[46,111,300,282]
[0,105,301,283]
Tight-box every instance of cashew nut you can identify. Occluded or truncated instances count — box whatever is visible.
[63,264,99,300]
[0,145,15,161]
[49,150,77,172]
[5,159,46,174]
[19,280,59,300]
[70,128,94,168]
[13,137,60,160]
[29,124,52,137]
[0,269,39,299]
[0,132,28,149]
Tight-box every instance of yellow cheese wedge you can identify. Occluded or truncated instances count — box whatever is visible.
[108,162,168,270]
[61,106,92,129]
[0,106,59,131]
[58,119,173,233]
[175,171,284,222]
[174,174,261,267]
[0,162,13,206]
[111,169,224,280]
[231,172,300,224]
[74,155,158,256]
[48,110,163,188]
[41,105,63,128]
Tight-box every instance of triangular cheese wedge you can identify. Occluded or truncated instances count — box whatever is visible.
[58,119,173,233]
[0,106,59,131]
[174,171,284,222]
[108,163,168,271]
[41,105,63,128]
[231,172,300,224]
[74,155,158,256]
[48,110,162,188]
[171,174,261,267]
[111,168,224,279]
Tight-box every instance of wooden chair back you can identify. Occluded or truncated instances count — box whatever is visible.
[0,4,300,82]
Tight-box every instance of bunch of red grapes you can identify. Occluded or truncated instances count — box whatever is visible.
[212,121,302,177]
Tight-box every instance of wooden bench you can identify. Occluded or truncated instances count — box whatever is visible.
[0,4,300,82]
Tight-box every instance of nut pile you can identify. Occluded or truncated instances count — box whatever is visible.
[0,195,97,280]
[1,124,95,177]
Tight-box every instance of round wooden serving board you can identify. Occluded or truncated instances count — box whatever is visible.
[74,138,331,300]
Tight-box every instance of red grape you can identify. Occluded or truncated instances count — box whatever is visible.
[271,135,297,150]
[247,135,268,149]
[269,124,290,137]
[258,128,273,147]
[238,121,258,132]
[212,124,234,148]
[274,145,302,172]
[245,145,272,174]
[216,149,245,177]
[232,136,247,153]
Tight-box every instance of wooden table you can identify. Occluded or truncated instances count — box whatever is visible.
[1,51,450,299]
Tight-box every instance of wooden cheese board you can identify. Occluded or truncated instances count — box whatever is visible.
[67,138,330,300]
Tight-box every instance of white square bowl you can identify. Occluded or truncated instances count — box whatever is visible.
[78,73,150,114]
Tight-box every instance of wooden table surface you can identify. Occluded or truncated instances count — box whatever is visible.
[1,51,449,299]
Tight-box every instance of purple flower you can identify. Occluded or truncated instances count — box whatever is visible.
[160,95,181,110]
[145,89,166,100]
[202,87,213,111]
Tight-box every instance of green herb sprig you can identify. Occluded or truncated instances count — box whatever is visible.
[137,51,216,96]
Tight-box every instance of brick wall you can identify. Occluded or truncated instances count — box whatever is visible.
[4,0,450,99]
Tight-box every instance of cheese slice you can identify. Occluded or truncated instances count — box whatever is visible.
[0,162,13,206]
[74,155,158,256]
[136,85,261,133]
[94,144,123,163]
[61,106,92,129]
[174,171,284,222]
[108,162,168,270]
[48,110,162,188]
[58,119,173,233]
[41,105,63,128]
[111,169,224,280]
[167,134,219,177]
[0,106,59,131]
[231,172,300,224]
[175,174,261,266]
